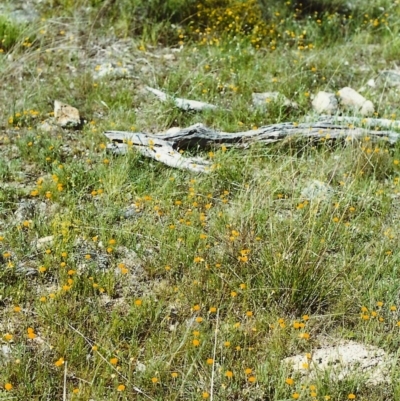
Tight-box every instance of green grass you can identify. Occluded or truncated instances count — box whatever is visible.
[1,0,400,399]
[0,16,33,52]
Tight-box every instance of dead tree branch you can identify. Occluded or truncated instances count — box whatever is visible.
[104,121,400,173]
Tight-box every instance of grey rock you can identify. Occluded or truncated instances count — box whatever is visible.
[121,206,141,220]
[99,294,127,309]
[9,8,39,23]
[38,119,59,133]
[36,201,60,217]
[93,63,137,80]
[380,70,400,87]
[15,263,38,276]
[301,180,333,201]
[14,200,35,222]
[115,247,144,274]
[0,2,39,24]
[74,238,111,271]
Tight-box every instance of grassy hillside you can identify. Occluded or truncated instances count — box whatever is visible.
[1,0,400,399]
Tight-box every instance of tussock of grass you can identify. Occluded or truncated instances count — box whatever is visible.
[0,16,32,53]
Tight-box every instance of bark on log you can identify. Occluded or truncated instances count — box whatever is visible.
[104,120,400,173]
[105,129,213,173]
[315,115,400,129]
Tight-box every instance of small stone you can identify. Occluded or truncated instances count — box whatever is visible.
[54,100,81,128]
[367,78,376,88]
[35,236,54,250]
[136,361,146,372]
[162,54,176,61]
[252,92,298,109]
[16,265,38,276]
[15,260,38,276]
[338,87,374,116]
[311,91,338,115]
[14,200,35,222]
[116,246,143,270]
[38,119,58,133]
[99,294,126,308]
[121,206,140,220]
[301,180,333,201]
[0,345,12,364]
[93,63,134,80]
[73,238,110,271]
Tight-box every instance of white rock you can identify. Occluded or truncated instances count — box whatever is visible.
[93,63,134,80]
[54,100,81,128]
[367,78,376,88]
[136,361,146,372]
[311,91,338,115]
[252,92,298,109]
[338,87,367,106]
[162,54,176,61]
[338,87,374,116]
[283,340,391,386]
[0,345,12,363]
[361,100,375,116]
[99,294,126,308]
[301,180,333,201]
[35,235,54,250]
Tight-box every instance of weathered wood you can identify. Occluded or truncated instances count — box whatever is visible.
[316,115,400,129]
[146,86,218,111]
[104,121,400,173]
[105,130,212,173]
[153,122,400,147]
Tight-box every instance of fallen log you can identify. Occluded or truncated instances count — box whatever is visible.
[105,129,213,173]
[104,121,400,173]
